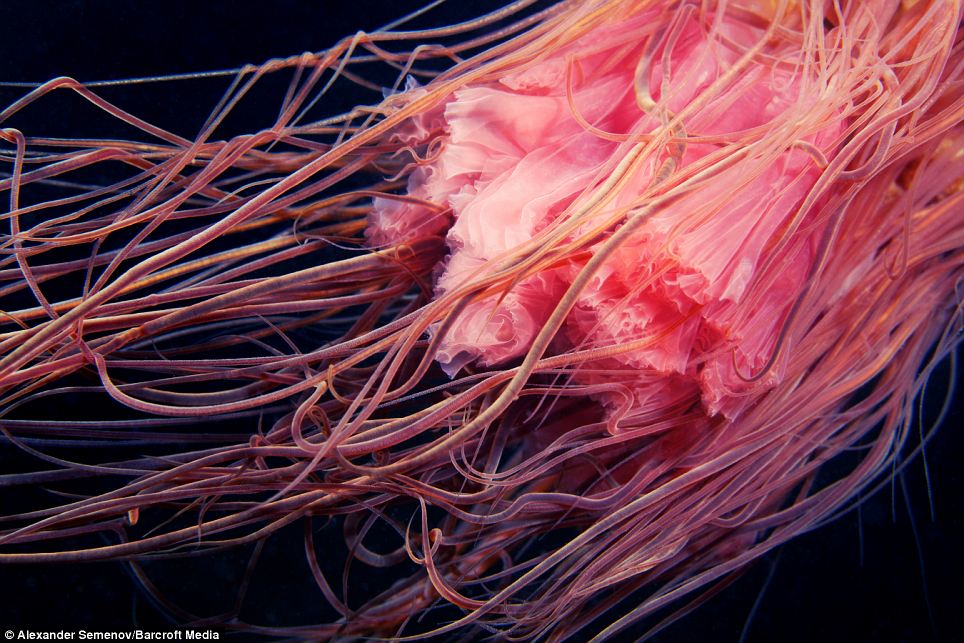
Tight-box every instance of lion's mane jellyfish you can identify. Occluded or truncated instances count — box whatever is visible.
[0,0,961,639]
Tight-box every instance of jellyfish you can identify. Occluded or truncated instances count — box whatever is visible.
[0,0,961,640]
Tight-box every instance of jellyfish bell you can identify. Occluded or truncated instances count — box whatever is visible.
[368,3,849,422]
[0,0,962,640]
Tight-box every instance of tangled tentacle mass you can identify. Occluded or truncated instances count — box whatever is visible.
[0,0,961,639]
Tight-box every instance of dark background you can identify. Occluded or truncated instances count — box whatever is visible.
[0,1,961,641]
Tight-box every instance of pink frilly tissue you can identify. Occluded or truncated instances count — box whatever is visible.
[367,12,843,424]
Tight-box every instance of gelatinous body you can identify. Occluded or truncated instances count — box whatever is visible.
[0,1,960,640]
